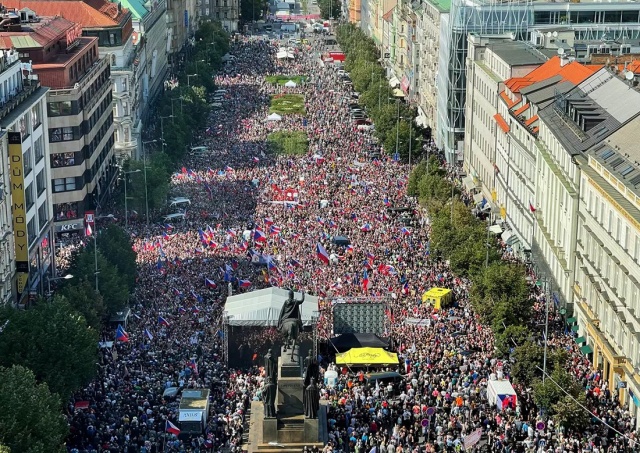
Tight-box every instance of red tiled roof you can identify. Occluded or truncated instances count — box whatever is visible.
[532,127,539,135]
[524,115,538,126]
[499,90,518,108]
[513,103,530,116]
[2,0,129,27]
[493,113,510,133]
[382,7,394,22]
[0,16,74,48]
[504,56,596,94]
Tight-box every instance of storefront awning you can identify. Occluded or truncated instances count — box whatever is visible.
[566,316,577,324]
[574,336,586,344]
[580,344,593,355]
[473,193,485,205]
[489,224,503,235]
[389,76,400,88]
[462,176,476,192]
[392,88,404,97]
[571,325,580,332]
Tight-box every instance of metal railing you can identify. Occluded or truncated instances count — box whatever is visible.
[0,81,41,123]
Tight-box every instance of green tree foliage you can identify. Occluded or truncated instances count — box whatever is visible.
[318,0,341,18]
[240,0,267,22]
[494,324,530,357]
[68,248,129,315]
[0,299,98,400]
[96,225,137,291]
[0,366,67,453]
[60,279,105,329]
[469,262,530,328]
[335,23,420,162]
[533,366,590,429]
[124,153,172,226]
[510,340,544,386]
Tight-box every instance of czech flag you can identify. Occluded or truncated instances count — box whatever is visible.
[362,269,371,292]
[239,279,252,288]
[226,229,237,237]
[253,156,260,162]
[264,217,274,225]
[205,278,217,289]
[166,420,181,436]
[400,227,411,236]
[269,225,281,235]
[158,316,170,327]
[116,324,129,342]
[361,223,372,232]
[268,260,278,272]
[144,328,154,341]
[316,243,330,264]
[290,258,302,268]
[85,223,92,237]
[254,229,267,242]
[346,245,354,253]
[224,165,234,173]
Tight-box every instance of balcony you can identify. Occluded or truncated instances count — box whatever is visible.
[0,80,41,123]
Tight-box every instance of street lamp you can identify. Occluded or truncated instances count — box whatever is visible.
[142,140,157,225]
[187,74,199,86]
[160,115,174,149]
[123,169,141,228]
[46,274,73,299]
[92,213,115,293]
[196,59,205,75]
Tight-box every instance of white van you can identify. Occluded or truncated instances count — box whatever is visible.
[168,197,191,208]
[162,213,186,223]
[190,146,208,156]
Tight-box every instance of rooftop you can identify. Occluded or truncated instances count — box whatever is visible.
[539,67,640,155]
[424,0,450,12]
[505,56,596,94]
[116,0,148,20]
[2,0,130,27]
[489,41,547,67]
[0,16,75,48]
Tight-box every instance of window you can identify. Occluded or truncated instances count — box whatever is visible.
[54,202,79,221]
[31,104,41,129]
[51,152,76,168]
[22,148,32,176]
[109,33,116,45]
[27,218,36,243]
[19,114,30,138]
[50,127,76,143]
[34,136,44,162]
[48,101,72,117]
[38,203,48,230]
[25,183,34,210]
[36,170,46,196]
[53,177,76,192]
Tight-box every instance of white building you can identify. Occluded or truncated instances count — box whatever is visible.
[574,113,640,417]
[536,67,640,311]
[464,37,547,214]
[0,130,11,305]
[0,49,52,305]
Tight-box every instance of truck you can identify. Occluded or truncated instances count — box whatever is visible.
[178,389,211,434]
[276,2,290,10]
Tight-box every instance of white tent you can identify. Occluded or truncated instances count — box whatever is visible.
[266,112,282,121]
[284,80,297,88]
[225,287,319,327]
[276,50,295,59]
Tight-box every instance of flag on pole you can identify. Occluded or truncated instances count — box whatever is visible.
[158,316,170,327]
[166,420,181,435]
[85,222,92,237]
[144,328,154,341]
[529,201,536,213]
[205,278,217,289]
[116,324,129,342]
[316,243,330,264]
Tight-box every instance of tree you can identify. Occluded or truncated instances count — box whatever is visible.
[510,341,544,386]
[60,279,105,329]
[383,120,421,162]
[494,324,530,357]
[0,366,67,453]
[533,366,589,429]
[96,225,137,291]
[469,262,530,326]
[0,299,98,400]
[318,0,341,19]
[68,248,129,315]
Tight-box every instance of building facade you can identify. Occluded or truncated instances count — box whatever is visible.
[0,15,117,240]
[198,0,237,32]
[575,113,640,420]
[0,47,51,304]
[0,130,11,305]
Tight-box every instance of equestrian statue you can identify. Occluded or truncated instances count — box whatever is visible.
[277,289,305,361]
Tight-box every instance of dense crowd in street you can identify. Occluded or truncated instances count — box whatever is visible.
[60,30,640,453]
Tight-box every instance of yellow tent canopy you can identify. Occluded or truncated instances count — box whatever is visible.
[421,287,452,310]
[335,347,399,366]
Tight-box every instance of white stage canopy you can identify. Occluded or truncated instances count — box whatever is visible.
[225,287,319,327]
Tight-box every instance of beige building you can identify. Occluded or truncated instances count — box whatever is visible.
[574,112,640,418]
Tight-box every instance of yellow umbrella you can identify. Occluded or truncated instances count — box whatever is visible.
[335,347,399,366]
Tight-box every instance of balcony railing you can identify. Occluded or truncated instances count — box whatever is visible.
[0,80,41,123]
[48,57,109,96]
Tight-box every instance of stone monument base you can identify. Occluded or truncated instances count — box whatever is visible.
[247,401,325,452]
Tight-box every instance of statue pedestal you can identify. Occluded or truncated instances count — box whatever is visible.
[277,346,304,416]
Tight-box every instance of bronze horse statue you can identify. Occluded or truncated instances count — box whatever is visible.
[277,290,305,361]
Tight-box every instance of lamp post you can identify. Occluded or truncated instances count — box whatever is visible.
[92,213,115,292]
[187,74,199,86]
[160,115,174,150]
[408,117,413,168]
[142,140,157,225]
[123,169,141,228]
[196,59,205,75]
[46,274,73,300]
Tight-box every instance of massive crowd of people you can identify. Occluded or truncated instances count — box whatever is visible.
[60,30,640,453]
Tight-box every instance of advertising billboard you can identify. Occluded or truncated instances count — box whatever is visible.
[8,132,28,296]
